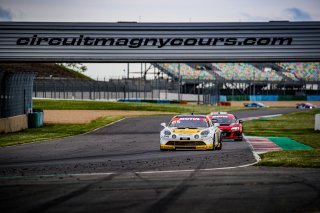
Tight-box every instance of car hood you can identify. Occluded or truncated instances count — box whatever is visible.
[218,125,231,131]
[167,127,204,134]
[218,123,239,130]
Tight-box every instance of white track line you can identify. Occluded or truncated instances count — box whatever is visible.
[0,162,259,179]
[136,162,259,175]
[243,134,262,162]
[0,117,127,149]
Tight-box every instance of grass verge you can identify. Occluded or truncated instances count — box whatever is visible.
[257,150,320,168]
[244,109,320,168]
[33,99,248,114]
[0,116,124,147]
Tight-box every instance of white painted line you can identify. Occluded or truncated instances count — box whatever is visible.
[0,162,260,179]
[85,117,127,133]
[0,117,128,149]
[136,162,259,175]
[243,134,261,162]
[242,114,282,121]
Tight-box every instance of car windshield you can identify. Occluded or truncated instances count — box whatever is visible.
[169,119,209,128]
[211,117,236,124]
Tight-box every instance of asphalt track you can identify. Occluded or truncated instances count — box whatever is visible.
[0,108,319,213]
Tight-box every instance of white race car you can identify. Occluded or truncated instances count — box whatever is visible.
[160,115,222,151]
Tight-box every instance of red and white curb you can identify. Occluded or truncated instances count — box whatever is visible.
[242,114,283,160]
[245,136,282,154]
[241,114,282,121]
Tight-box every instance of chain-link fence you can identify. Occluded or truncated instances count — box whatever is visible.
[0,71,36,118]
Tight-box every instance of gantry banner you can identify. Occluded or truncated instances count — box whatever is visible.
[1,22,319,62]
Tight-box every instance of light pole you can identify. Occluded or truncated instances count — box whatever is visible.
[178,63,181,101]
[127,63,130,79]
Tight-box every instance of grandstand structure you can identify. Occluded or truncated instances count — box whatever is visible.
[276,63,319,81]
[154,62,320,100]
[153,63,216,81]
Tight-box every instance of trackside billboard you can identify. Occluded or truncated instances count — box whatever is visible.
[0,22,319,62]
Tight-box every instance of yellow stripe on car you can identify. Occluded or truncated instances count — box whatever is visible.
[172,129,201,134]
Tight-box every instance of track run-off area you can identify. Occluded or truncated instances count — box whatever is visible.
[0,108,320,213]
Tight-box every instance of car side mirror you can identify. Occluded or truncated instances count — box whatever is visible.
[214,123,220,127]
[161,122,167,128]
[239,120,243,124]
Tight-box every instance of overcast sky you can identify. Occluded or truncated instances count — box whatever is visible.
[1,0,320,79]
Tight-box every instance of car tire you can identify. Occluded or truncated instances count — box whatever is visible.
[215,142,222,150]
[161,148,175,151]
[214,134,222,150]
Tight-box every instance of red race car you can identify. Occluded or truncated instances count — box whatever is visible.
[208,112,243,141]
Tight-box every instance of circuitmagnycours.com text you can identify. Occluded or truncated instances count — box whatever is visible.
[16,35,293,48]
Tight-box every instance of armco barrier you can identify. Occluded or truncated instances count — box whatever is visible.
[157,100,171,104]
[226,95,250,101]
[250,95,278,101]
[118,99,186,104]
[278,95,307,101]
[307,95,320,101]
[118,99,142,102]
[222,95,313,101]
[219,96,227,102]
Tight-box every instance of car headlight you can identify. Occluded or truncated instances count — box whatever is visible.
[231,127,240,131]
[164,130,171,136]
[172,134,177,139]
[194,134,199,139]
[201,130,210,136]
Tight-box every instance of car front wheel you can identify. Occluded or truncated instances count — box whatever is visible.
[214,134,222,150]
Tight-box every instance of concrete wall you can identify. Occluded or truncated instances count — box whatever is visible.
[160,92,203,102]
[0,114,28,133]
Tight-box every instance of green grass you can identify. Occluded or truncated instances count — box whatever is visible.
[258,150,320,168]
[244,109,320,168]
[33,99,248,114]
[0,116,124,147]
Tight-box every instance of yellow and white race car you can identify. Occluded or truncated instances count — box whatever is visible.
[160,115,222,151]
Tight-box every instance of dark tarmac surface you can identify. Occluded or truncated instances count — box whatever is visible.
[0,108,319,213]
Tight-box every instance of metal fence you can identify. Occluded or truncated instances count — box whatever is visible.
[32,78,320,105]
[33,78,211,104]
[0,71,35,118]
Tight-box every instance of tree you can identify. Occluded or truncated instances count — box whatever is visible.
[56,63,87,73]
